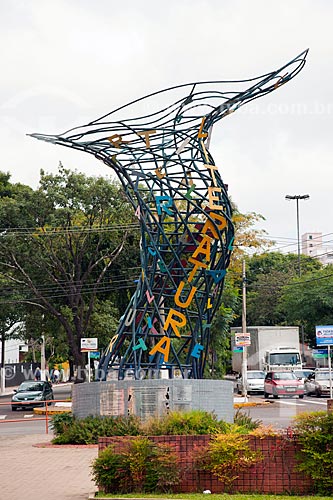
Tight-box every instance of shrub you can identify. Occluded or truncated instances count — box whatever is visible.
[234,408,262,430]
[90,445,129,493]
[51,414,141,444]
[51,413,74,436]
[292,411,333,494]
[51,409,259,444]
[91,437,180,493]
[194,433,263,491]
[142,409,228,436]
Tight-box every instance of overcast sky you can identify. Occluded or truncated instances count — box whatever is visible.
[1,0,332,253]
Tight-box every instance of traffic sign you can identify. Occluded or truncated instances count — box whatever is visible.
[235,332,251,347]
[233,346,243,353]
[81,338,98,352]
[316,325,333,346]
[313,348,328,359]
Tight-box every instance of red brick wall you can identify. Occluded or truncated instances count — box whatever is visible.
[98,434,313,494]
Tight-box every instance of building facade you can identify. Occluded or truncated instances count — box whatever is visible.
[302,232,333,266]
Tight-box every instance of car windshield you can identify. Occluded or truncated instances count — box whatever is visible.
[269,353,301,365]
[18,382,43,392]
[247,372,265,379]
[273,372,297,380]
[294,370,312,378]
[316,372,330,380]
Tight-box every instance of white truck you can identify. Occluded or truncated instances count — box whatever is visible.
[231,326,302,373]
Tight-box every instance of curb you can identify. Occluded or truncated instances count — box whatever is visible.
[34,442,98,448]
[88,496,183,500]
[33,407,72,415]
[234,401,271,408]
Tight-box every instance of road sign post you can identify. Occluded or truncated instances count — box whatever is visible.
[81,338,98,383]
[315,326,333,405]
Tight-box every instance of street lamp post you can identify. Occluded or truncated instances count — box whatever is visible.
[285,194,310,362]
[285,194,310,277]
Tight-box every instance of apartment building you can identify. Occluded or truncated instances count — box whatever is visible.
[302,232,333,265]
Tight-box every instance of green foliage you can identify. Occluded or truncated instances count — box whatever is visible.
[292,411,333,494]
[51,414,141,444]
[91,445,129,493]
[195,433,263,491]
[234,408,262,431]
[0,167,140,368]
[91,438,180,494]
[279,266,333,346]
[142,410,228,436]
[51,410,260,445]
[241,252,322,328]
[51,412,74,435]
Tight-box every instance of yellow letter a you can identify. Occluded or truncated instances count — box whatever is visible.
[149,336,171,362]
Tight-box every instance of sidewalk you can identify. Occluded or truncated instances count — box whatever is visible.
[0,433,97,500]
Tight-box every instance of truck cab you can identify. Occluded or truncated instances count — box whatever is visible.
[264,346,302,372]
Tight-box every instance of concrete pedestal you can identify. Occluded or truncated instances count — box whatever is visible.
[72,378,234,422]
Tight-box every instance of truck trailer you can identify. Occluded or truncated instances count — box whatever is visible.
[231,326,302,373]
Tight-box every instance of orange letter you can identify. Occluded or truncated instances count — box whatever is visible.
[205,164,218,186]
[201,212,227,239]
[155,166,166,179]
[164,308,186,337]
[174,281,197,309]
[138,130,156,148]
[208,187,223,210]
[107,134,125,148]
[149,336,171,362]
[188,257,208,283]
[192,235,211,262]
[198,117,208,139]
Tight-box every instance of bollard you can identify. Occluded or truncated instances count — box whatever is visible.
[327,399,333,414]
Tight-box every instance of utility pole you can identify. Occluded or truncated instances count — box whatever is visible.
[0,334,5,394]
[242,259,248,399]
[40,334,46,381]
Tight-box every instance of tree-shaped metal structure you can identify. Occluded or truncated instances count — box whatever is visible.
[30,50,308,379]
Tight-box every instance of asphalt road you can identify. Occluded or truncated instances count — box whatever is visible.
[0,384,71,435]
[240,394,329,429]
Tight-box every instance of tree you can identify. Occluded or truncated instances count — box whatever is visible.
[244,252,322,326]
[0,166,140,376]
[279,266,333,346]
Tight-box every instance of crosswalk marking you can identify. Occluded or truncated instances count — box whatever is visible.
[0,415,6,419]
[23,414,34,418]
[303,399,327,406]
[276,400,306,406]
[276,399,327,406]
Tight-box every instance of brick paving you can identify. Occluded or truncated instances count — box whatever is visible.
[0,434,98,500]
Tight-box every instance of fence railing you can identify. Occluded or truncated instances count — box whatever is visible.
[0,399,72,434]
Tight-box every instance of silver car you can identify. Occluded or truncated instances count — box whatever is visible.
[236,370,265,394]
[304,369,332,397]
[293,369,314,392]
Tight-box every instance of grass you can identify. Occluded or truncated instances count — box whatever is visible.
[94,494,332,500]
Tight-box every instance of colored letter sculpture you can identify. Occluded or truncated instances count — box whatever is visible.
[30,50,308,379]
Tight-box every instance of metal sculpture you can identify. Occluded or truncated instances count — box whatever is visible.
[30,50,308,380]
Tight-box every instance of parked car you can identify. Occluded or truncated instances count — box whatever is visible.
[293,369,314,391]
[11,380,54,411]
[264,371,304,399]
[304,369,332,397]
[236,370,265,394]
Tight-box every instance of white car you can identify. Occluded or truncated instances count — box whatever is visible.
[236,370,265,394]
[304,369,332,397]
